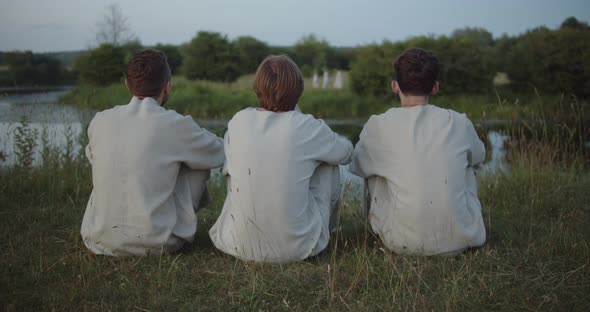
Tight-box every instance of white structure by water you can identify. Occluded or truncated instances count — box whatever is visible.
[333,70,344,89]
[322,70,330,89]
[312,71,320,89]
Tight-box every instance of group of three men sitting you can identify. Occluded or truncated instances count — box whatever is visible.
[81,48,486,262]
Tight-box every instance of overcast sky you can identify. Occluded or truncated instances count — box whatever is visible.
[1,0,589,52]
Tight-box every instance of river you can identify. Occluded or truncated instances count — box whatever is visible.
[0,91,508,192]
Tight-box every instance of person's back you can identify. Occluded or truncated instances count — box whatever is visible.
[210,55,353,263]
[350,48,486,255]
[81,50,224,256]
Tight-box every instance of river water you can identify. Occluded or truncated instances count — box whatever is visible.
[0,91,508,192]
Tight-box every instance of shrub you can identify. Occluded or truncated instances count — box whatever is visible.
[349,42,403,96]
[154,44,183,75]
[505,23,590,97]
[233,36,270,75]
[3,51,66,86]
[181,31,240,82]
[74,44,126,86]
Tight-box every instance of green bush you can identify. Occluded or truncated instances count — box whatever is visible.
[292,34,332,73]
[233,36,270,75]
[73,44,126,86]
[181,31,240,82]
[154,44,183,75]
[349,42,403,96]
[406,36,495,95]
[349,35,496,96]
[505,22,590,97]
[2,51,67,86]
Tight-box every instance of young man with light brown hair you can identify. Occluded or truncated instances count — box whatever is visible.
[350,48,486,256]
[81,49,224,256]
[209,55,353,263]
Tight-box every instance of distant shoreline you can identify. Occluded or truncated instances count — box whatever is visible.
[0,85,74,94]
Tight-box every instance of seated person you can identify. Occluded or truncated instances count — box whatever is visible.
[81,49,224,256]
[350,48,486,256]
[209,55,353,263]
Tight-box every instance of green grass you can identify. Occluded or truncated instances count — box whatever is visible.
[60,74,583,121]
[1,116,589,310]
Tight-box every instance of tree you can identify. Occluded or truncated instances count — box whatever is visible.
[4,51,66,86]
[405,35,495,94]
[560,16,590,30]
[154,44,183,75]
[328,47,358,70]
[494,34,518,73]
[505,23,590,97]
[96,4,136,46]
[349,33,496,96]
[293,34,332,76]
[451,27,494,48]
[233,36,270,75]
[74,44,126,85]
[349,42,404,96]
[181,31,240,82]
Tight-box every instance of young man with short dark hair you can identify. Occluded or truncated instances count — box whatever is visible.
[209,55,353,263]
[350,48,486,256]
[81,49,224,256]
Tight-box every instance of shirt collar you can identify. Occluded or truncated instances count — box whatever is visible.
[130,96,161,107]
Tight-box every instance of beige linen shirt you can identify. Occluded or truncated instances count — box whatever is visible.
[209,108,353,263]
[81,97,224,256]
[350,104,486,255]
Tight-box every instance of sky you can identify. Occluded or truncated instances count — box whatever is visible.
[0,0,589,52]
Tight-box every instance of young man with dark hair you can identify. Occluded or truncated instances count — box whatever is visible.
[209,55,353,263]
[350,48,486,256]
[81,49,224,256]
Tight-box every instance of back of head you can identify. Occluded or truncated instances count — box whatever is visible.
[125,49,171,98]
[393,48,440,96]
[253,55,304,112]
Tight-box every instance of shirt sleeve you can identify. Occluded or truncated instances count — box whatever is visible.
[466,118,485,166]
[349,116,388,178]
[84,114,98,165]
[175,115,225,170]
[306,118,353,165]
[222,131,229,176]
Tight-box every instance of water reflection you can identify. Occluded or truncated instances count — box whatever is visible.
[0,91,508,178]
[0,90,86,167]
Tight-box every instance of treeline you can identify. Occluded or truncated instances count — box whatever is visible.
[0,51,76,87]
[2,17,589,97]
[351,17,590,97]
[71,33,353,86]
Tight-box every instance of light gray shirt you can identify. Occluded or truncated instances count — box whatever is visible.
[81,97,224,256]
[350,104,486,255]
[209,108,353,263]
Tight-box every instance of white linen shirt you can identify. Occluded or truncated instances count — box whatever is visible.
[209,108,353,263]
[349,104,486,255]
[81,97,224,256]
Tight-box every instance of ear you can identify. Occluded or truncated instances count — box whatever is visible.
[124,79,130,91]
[391,80,400,94]
[163,80,171,96]
[431,81,439,96]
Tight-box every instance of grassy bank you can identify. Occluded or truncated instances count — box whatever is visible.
[1,118,589,311]
[59,74,579,120]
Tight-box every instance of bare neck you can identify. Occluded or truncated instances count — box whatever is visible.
[134,94,165,106]
[399,94,430,108]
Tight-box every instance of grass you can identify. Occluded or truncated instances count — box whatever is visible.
[1,102,589,310]
[59,73,583,121]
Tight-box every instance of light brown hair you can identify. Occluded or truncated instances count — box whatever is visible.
[253,55,304,112]
[125,49,171,98]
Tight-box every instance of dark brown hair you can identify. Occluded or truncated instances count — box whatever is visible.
[393,48,440,96]
[253,55,304,112]
[125,49,171,97]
